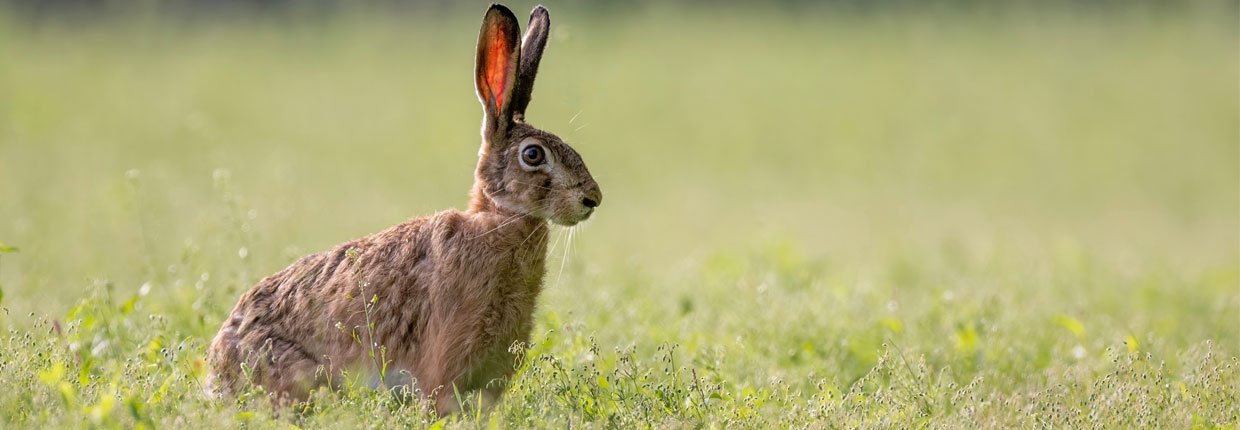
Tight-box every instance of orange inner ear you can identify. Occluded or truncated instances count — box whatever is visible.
[483,21,513,113]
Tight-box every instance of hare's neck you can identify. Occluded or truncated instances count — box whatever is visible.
[466,182,550,256]
[474,209,550,286]
[467,206,548,251]
[467,181,494,213]
[468,181,527,216]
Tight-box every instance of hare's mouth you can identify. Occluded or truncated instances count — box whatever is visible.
[551,207,594,226]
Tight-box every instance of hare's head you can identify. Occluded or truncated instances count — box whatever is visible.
[469,4,601,227]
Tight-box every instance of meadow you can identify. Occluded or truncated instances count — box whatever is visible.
[0,3,1237,427]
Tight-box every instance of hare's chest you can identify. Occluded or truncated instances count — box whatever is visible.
[486,257,543,344]
[457,282,538,390]
[464,256,545,384]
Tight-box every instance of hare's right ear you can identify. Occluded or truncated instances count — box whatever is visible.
[475,4,522,144]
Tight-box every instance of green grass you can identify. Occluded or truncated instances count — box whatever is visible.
[0,3,1237,428]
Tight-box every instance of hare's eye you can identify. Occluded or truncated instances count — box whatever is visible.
[521,145,546,166]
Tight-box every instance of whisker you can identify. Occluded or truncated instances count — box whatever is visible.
[519,201,564,250]
[546,227,566,266]
[554,225,576,291]
[517,219,548,249]
[510,180,556,191]
[469,211,526,239]
[471,198,561,240]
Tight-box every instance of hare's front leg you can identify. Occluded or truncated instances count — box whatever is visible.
[418,313,494,416]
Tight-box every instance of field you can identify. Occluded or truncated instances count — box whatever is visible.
[0,3,1237,428]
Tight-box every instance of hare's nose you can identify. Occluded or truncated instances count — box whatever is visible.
[581,187,602,209]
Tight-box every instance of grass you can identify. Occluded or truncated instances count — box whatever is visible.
[0,3,1237,428]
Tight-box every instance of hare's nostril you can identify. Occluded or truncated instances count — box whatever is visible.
[581,197,599,208]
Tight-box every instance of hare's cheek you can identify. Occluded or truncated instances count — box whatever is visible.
[501,177,543,214]
[554,192,581,218]
[524,173,553,199]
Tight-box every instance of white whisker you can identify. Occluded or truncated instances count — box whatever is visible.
[469,211,526,239]
[518,220,548,249]
[547,228,566,265]
[554,225,577,290]
[511,180,555,191]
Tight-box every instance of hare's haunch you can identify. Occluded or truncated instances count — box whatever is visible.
[205,4,600,416]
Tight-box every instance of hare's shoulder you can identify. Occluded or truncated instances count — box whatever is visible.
[231,210,470,300]
[383,209,540,255]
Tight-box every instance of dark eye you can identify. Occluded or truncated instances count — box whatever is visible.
[521,145,546,166]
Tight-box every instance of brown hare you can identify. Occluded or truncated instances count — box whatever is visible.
[205,4,600,415]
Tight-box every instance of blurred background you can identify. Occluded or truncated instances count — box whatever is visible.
[0,0,1236,370]
[0,1,1236,426]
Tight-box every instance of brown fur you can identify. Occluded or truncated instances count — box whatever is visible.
[204,4,600,415]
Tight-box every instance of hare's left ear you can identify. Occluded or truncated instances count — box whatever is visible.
[510,5,550,122]
[475,4,522,142]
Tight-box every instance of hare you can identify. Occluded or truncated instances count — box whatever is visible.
[205,4,600,415]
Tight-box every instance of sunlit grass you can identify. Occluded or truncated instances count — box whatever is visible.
[0,4,1236,428]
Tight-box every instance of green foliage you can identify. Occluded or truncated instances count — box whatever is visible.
[0,4,1236,428]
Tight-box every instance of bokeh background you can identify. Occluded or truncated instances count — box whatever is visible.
[0,0,1236,427]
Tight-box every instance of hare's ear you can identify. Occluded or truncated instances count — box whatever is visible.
[510,5,550,122]
[475,4,522,141]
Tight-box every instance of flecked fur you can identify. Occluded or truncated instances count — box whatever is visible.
[205,4,600,416]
